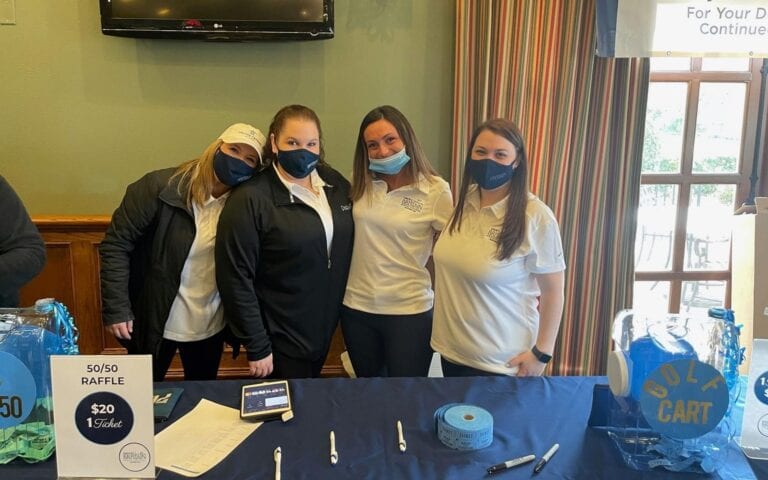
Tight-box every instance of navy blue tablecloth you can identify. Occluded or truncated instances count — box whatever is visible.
[4,376,763,479]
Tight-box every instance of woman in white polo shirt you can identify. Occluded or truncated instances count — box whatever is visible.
[341,105,453,377]
[431,118,565,377]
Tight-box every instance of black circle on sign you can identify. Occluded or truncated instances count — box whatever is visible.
[75,391,134,445]
[755,372,768,406]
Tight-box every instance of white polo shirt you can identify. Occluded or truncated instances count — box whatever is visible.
[164,193,229,342]
[430,187,565,374]
[274,164,334,254]
[343,174,453,314]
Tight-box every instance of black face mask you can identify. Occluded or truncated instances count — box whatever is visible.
[213,149,254,186]
[468,158,515,190]
[277,149,320,179]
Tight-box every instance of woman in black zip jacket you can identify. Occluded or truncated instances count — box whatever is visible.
[100,123,266,381]
[216,105,354,379]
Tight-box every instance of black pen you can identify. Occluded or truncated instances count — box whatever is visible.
[533,443,559,474]
[486,454,536,474]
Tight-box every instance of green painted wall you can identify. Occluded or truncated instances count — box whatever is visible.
[0,1,455,214]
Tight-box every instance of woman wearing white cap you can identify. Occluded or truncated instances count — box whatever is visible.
[100,123,266,381]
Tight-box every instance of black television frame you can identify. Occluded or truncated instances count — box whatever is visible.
[99,0,334,41]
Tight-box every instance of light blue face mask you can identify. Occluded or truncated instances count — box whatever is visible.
[368,148,411,175]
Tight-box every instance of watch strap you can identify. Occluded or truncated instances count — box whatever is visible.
[531,345,552,364]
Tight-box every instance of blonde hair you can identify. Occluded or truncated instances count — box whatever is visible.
[170,138,223,209]
[350,105,438,202]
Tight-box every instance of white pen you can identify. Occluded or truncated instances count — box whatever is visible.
[330,430,338,465]
[274,446,281,480]
[396,420,407,453]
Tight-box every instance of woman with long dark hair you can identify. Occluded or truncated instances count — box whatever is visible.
[431,118,565,377]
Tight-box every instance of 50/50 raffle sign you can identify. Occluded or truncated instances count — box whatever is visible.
[51,355,155,478]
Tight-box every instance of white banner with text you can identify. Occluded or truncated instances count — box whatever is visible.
[614,0,768,57]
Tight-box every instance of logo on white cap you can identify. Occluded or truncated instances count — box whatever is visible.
[218,123,266,159]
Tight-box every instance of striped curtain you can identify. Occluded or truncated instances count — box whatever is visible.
[452,0,649,375]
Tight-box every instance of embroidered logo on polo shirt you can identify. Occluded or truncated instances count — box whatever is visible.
[400,197,423,213]
[340,203,352,211]
[486,227,501,242]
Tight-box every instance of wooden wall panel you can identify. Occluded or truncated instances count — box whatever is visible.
[25,244,76,312]
[19,216,347,379]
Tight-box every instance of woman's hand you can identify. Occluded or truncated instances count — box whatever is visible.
[506,350,547,376]
[106,321,133,341]
[249,354,274,378]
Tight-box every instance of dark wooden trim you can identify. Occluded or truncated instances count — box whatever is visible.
[641,175,743,183]
[635,271,730,281]
[31,216,111,232]
[650,72,752,82]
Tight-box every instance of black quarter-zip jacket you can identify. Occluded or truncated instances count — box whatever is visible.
[215,165,354,362]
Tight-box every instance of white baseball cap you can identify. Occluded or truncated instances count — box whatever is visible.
[218,123,266,161]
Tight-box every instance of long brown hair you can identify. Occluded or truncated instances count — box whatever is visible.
[448,118,529,260]
[170,138,223,209]
[350,105,438,202]
[265,104,327,167]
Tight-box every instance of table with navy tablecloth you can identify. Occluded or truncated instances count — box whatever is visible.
[5,376,765,479]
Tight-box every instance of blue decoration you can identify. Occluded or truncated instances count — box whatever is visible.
[0,351,37,429]
[639,359,729,440]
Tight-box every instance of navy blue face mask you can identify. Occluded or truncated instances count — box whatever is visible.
[213,149,255,187]
[277,148,320,179]
[468,158,515,190]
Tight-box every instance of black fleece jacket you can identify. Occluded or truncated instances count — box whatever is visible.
[99,168,196,357]
[215,165,354,362]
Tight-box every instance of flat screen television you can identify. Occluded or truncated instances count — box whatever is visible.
[99,0,334,41]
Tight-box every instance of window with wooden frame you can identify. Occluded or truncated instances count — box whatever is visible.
[633,57,762,316]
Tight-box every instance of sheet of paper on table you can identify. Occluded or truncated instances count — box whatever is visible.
[155,398,262,477]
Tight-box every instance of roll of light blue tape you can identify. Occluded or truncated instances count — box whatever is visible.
[434,403,493,450]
